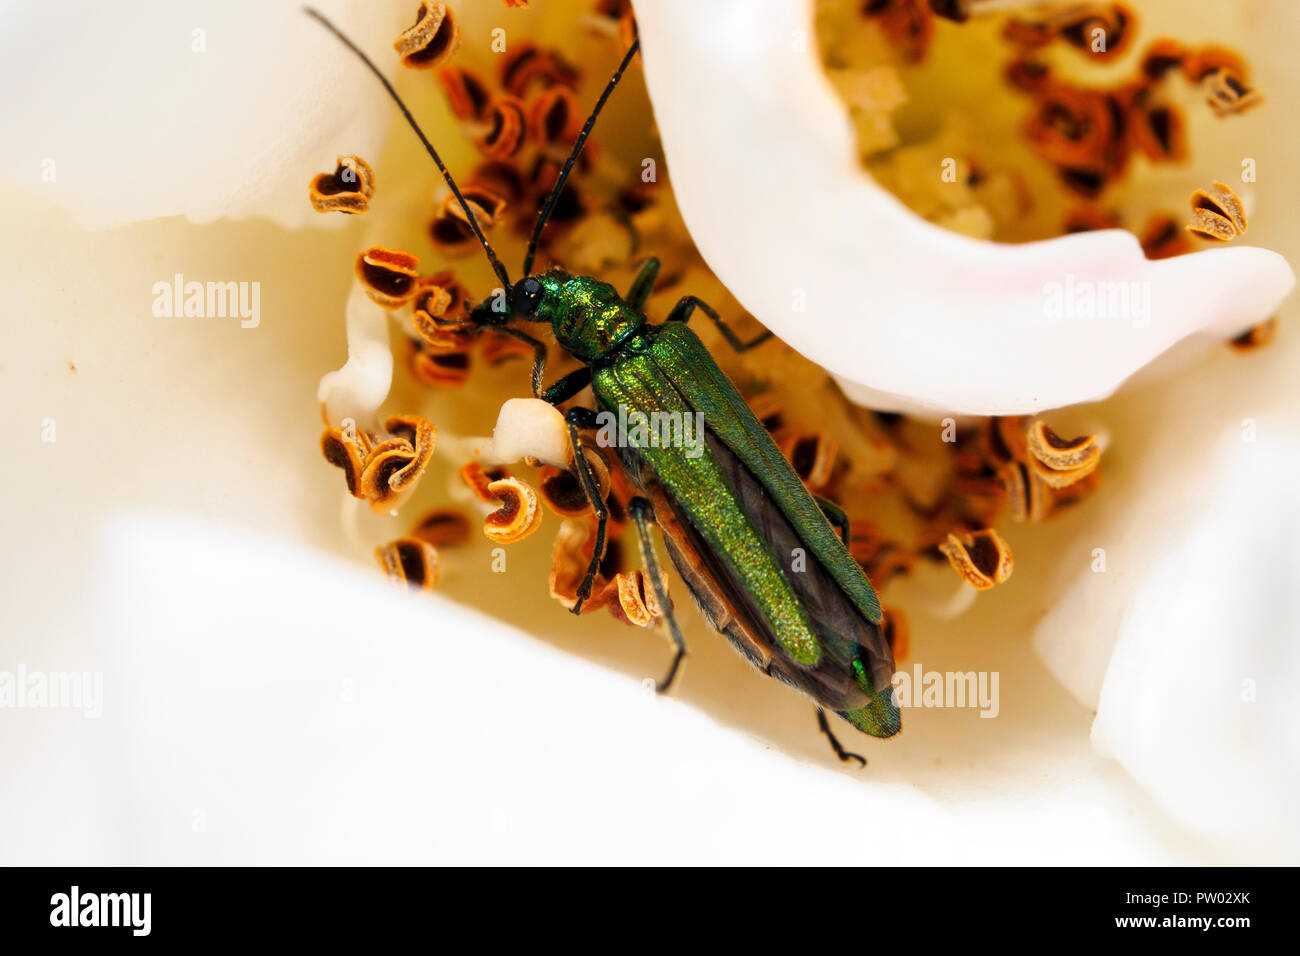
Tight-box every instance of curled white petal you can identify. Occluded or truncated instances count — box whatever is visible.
[0,0,410,229]
[632,0,1295,416]
[317,283,393,427]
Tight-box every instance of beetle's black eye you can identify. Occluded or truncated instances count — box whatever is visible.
[513,277,543,315]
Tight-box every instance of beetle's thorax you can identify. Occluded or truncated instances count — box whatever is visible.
[536,272,645,363]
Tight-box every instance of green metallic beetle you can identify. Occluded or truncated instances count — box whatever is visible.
[308,9,900,761]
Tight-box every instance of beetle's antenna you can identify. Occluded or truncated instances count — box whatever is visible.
[521,37,641,277]
[304,7,512,291]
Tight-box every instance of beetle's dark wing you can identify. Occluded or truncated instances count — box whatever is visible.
[623,437,899,736]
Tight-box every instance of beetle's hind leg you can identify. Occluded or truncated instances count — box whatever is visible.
[814,494,851,547]
[627,496,688,693]
[666,295,773,353]
[816,708,867,767]
[565,408,609,614]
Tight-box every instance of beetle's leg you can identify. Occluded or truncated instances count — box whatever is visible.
[494,326,549,397]
[626,496,688,693]
[539,367,592,406]
[813,494,851,547]
[565,408,608,614]
[666,295,773,353]
[816,708,866,767]
[625,257,660,311]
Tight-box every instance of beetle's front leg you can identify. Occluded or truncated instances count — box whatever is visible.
[539,367,592,406]
[626,496,687,693]
[666,295,773,353]
[493,326,549,397]
[625,257,660,311]
[565,407,608,614]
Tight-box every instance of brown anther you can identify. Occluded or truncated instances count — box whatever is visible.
[881,606,910,663]
[608,569,664,628]
[358,414,437,513]
[1026,420,1100,488]
[747,392,789,437]
[411,275,474,352]
[864,542,915,589]
[939,528,1013,590]
[478,97,528,161]
[1187,181,1247,241]
[927,0,968,22]
[1181,46,1247,84]
[1062,206,1120,234]
[1139,214,1193,260]
[501,43,579,98]
[980,416,1029,466]
[549,520,610,613]
[480,331,535,366]
[429,211,482,257]
[375,537,440,590]
[780,432,839,493]
[538,466,593,518]
[308,156,376,215]
[355,247,420,308]
[410,507,472,547]
[1005,59,1051,94]
[862,0,935,64]
[565,438,613,504]
[411,347,472,387]
[1202,68,1264,118]
[1129,103,1186,163]
[437,67,492,121]
[1056,4,1135,61]
[1229,316,1277,352]
[529,86,582,147]
[394,1,460,70]
[1000,460,1050,522]
[469,162,526,206]
[446,186,509,229]
[1140,39,1185,82]
[483,476,543,543]
[320,422,373,498]
[460,462,511,503]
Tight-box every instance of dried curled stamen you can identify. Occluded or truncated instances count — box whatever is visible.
[320,421,372,498]
[375,537,440,590]
[501,43,579,98]
[881,606,910,663]
[1055,3,1135,61]
[1139,214,1193,260]
[939,529,1013,590]
[1201,67,1264,117]
[1229,317,1277,352]
[309,156,375,215]
[1000,460,1050,522]
[746,392,789,438]
[411,347,472,387]
[529,86,582,147]
[607,569,665,628]
[394,1,460,70]
[484,476,543,543]
[1026,420,1100,488]
[538,465,592,517]
[438,67,491,121]
[480,331,535,366]
[780,432,839,494]
[1187,181,1247,242]
[460,462,511,502]
[478,97,528,161]
[1129,100,1186,164]
[355,247,420,308]
[979,415,1029,467]
[861,0,935,64]
[359,414,438,513]
[1140,39,1185,82]
[549,520,609,613]
[410,507,472,547]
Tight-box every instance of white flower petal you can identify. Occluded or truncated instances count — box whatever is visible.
[632,0,1295,416]
[0,0,411,229]
[1090,432,1300,858]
